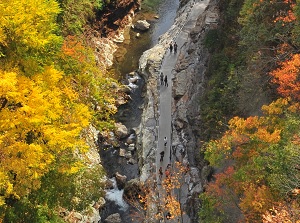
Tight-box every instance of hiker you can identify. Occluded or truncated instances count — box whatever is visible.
[169,42,173,52]
[159,166,163,179]
[179,147,185,155]
[166,212,172,220]
[160,151,165,162]
[164,75,168,87]
[172,146,176,155]
[160,72,164,85]
[174,42,178,53]
[185,163,190,174]
[165,168,170,178]
[164,136,167,147]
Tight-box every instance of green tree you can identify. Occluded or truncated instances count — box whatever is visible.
[57,0,104,35]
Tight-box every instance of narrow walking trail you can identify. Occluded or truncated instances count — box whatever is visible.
[155,0,210,222]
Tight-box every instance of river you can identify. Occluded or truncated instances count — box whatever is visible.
[111,0,180,77]
[99,0,179,222]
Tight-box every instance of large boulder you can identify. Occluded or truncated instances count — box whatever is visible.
[123,178,143,201]
[96,197,106,210]
[115,172,127,190]
[125,132,136,144]
[85,205,101,223]
[134,20,150,31]
[114,123,128,139]
[104,213,121,223]
[105,179,114,190]
[201,165,213,184]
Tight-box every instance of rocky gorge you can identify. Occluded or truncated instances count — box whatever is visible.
[65,0,220,222]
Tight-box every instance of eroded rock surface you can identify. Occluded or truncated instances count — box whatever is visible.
[86,0,141,69]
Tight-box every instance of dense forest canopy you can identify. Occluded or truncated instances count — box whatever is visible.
[2,0,300,222]
[0,0,122,222]
[200,0,300,222]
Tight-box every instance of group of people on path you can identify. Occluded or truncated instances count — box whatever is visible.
[160,72,168,87]
[156,40,180,222]
[159,136,169,180]
[169,41,178,53]
[160,41,179,88]
[159,41,178,88]
[158,163,171,180]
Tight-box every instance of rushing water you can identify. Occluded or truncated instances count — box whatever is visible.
[100,0,179,222]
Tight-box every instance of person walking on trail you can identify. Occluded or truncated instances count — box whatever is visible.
[164,136,167,147]
[165,168,170,178]
[160,72,164,85]
[169,42,173,52]
[160,151,165,162]
[159,166,163,179]
[166,212,172,220]
[164,75,168,87]
[174,42,178,53]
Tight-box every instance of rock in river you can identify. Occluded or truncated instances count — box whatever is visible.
[104,213,121,223]
[134,20,150,31]
[114,172,127,190]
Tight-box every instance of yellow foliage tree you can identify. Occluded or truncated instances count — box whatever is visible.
[0,0,62,73]
[0,1,123,221]
[0,67,91,206]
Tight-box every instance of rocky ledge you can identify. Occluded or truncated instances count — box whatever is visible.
[85,0,141,69]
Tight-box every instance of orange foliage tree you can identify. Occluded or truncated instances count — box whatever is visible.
[262,201,300,223]
[203,97,300,221]
[126,162,186,222]
[271,54,300,101]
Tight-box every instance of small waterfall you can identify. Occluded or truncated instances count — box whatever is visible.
[105,177,129,211]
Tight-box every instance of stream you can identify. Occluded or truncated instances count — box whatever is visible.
[99,0,179,222]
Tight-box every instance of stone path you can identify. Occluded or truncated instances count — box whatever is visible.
[155,0,210,222]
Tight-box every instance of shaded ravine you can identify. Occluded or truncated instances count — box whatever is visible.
[99,0,180,222]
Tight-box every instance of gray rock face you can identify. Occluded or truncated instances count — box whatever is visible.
[134,20,150,31]
[201,165,213,184]
[104,213,121,223]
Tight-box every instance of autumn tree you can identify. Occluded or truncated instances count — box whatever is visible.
[57,0,104,35]
[262,201,300,223]
[0,65,97,219]
[59,35,124,130]
[200,1,300,222]
[270,54,300,101]
[201,97,300,222]
[125,162,186,222]
[0,0,121,221]
[0,0,62,75]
